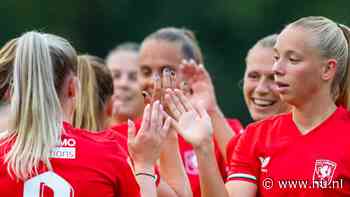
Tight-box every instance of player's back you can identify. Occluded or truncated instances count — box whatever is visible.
[0,122,140,197]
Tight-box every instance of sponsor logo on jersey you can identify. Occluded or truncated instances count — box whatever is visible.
[259,156,270,172]
[49,138,76,159]
[184,150,198,175]
[313,159,337,184]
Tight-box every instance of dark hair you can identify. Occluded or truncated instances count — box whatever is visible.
[143,27,203,64]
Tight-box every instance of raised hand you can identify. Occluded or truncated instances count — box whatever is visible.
[165,89,213,148]
[179,59,219,113]
[127,101,172,168]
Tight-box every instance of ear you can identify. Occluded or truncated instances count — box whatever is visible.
[321,59,337,81]
[104,97,113,117]
[3,86,11,102]
[68,76,78,98]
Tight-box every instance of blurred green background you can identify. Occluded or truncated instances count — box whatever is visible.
[1,0,349,125]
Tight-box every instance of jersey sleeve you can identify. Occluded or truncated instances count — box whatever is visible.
[226,133,241,164]
[116,158,141,197]
[227,124,260,184]
[225,118,244,163]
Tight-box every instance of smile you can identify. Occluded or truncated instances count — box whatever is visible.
[252,98,277,107]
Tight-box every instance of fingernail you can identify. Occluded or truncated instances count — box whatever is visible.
[163,67,170,74]
[189,59,195,64]
[153,73,160,80]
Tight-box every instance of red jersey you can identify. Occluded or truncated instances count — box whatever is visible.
[227,107,350,196]
[111,118,243,197]
[0,122,140,197]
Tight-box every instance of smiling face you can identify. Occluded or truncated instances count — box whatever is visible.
[273,25,328,107]
[107,51,144,117]
[244,45,291,121]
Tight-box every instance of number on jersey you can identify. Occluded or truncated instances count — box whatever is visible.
[23,171,74,197]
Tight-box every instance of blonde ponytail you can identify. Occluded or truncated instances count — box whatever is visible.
[4,31,63,180]
[73,55,113,131]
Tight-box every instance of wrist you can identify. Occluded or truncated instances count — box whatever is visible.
[133,162,155,174]
[193,139,214,155]
[207,105,221,116]
[135,172,158,183]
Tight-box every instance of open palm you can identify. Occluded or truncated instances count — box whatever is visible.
[179,60,218,113]
[165,89,213,148]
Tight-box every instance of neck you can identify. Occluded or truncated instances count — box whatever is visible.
[292,91,336,135]
[114,114,129,124]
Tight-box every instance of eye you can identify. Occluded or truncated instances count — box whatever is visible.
[247,72,260,80]
[112,71,121,79]
[289,58,300,63]
[273,55,280,62]
[140,66,152,77]
[128,72,138,82]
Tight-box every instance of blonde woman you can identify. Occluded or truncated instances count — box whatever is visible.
[0,31,170,197]
[166,17,350,196]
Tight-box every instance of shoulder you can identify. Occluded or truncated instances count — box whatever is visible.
[226,118,244,134]
[62,122,128,157]
[246,112,290,132]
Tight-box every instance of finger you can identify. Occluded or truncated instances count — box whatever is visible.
[150,100,160,133]
[160,117,172,139]
[174,89,194,112]
[194,101,208,118]
[197,64,211,80]
[164,93,181,120]
[170,69,176,89]
[152,74,162,102]
[140,104,151,133]
[162,67,172,90]
[179,81,192,95]
[127,119,136,142]
[158,104,165,131]
[142,91,152,105]
[170,89,186,113]
[189,58,197,65]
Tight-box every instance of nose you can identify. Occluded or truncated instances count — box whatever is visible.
[272,60,286,77]
[114,74,130,90]
[255,78,270,95]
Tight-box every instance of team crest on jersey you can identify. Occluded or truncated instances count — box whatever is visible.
[313,159,337,184]
[259,156,270,172]
[184,151,198,175]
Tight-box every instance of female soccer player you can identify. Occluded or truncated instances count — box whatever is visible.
[138,27,243,197]
[73,54,192,197]
[106,43,144,126]
[226,34,292,160]
[0,31,170,197]
[166,16,350,196]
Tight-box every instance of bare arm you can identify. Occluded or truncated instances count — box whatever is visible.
[208,107,235,161]
[158,130,192,197]
[179,60,236,161]
[165,89,258,197]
